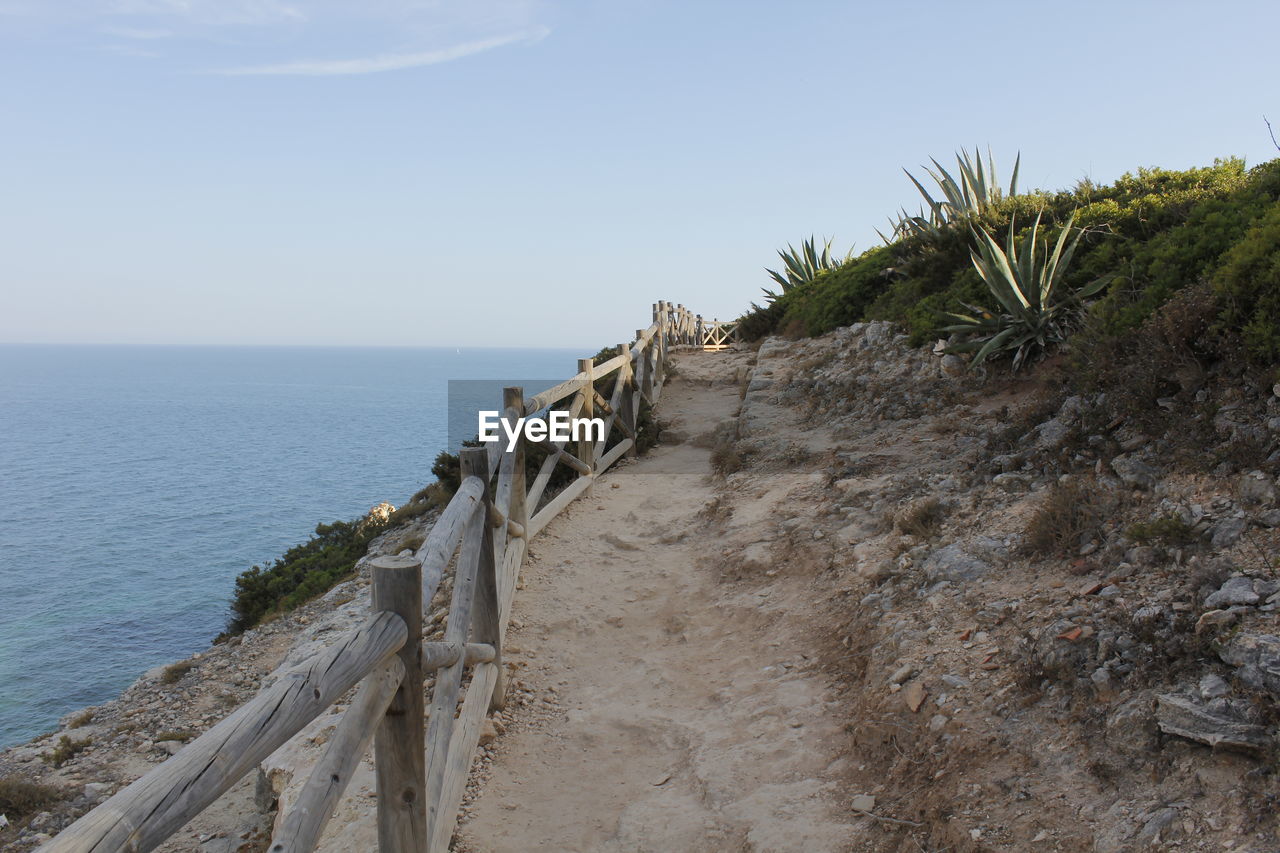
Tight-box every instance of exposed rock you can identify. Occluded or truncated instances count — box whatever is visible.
[1035,417,1073,452]
[1204,576,1260,608]
[1210,517,1248,549]
[922,543,990,583]
[478,718,501,746]
[1110,455,1158,490]
[1134,807,1179,847]
[902,681,927,713]
[888,663,916,686]
[1195,608,1241,634]
[1239,471,1278,507]
[1218,633,1280,697]
[991,472,1032,490]
[939,354,965,377]
[1104,691,1157,756]
[1198,674,1231,700]
[1155,693,1270,752]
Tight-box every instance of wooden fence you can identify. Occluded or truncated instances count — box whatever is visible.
[40,300,732,853]
[659,303,738,351]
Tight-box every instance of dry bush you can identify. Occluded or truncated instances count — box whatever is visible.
[710,439,743,475]
[0,776,62,819]
[160,661,194,684]
[154,729,196,743]
[893,497,946,538]
[1024,477,1108,557]
[393,533,426,553]
[65,709,93,728]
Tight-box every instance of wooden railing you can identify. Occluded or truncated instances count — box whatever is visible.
[658,302,737,351]
[39,300,723,853]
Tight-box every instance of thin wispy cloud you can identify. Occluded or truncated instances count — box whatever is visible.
[215,24,547,76]
[103,24,173,39]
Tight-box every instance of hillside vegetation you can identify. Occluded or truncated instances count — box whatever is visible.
[742,153,1280,368]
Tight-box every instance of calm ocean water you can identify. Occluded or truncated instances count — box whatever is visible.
[0,344,580,748]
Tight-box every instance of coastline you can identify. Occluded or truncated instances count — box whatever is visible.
[0,508,441,850]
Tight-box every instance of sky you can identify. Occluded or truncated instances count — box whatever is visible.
[0,0,1277,348]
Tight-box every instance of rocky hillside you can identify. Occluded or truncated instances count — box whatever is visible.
[709,322,1280,851]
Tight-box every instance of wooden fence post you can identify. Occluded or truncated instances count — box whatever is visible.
[424,448,489,845]
[490,386,525,712]
[635,329,653,406]
[502,386,527,539]
[370,554,425,853]
[578,357,595,497]
[617,343,637,458]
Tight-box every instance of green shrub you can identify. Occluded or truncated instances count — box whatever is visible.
[43,735,90,768]
[1214,200,1280,362]
[784,245,896,336]
[1127,516,1199,547]
[226,510,395,635]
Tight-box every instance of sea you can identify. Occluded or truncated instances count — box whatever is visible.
[0,344,581,749]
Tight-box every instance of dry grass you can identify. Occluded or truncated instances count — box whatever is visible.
[1024,477,1108,558]
[710,437,744,475]
[154,729,197,743]
[65,709,93,728]
[0,776,63,819]
[160,660,194,684]
[893,497,946,538]
[393,533,426,553]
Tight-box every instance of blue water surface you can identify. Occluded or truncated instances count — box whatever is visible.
[0,344,579,747]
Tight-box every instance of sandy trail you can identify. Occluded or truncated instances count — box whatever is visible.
[457,351,855,853]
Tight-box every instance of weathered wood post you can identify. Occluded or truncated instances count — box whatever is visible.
[617,343,637,458]
[502,386,527,541]
[424,448,488,843]
[696,314,704,349]
[635,329,653,406]
[491,388,524,713]
[370,554,425,853]
[655,302,668,387]
[462,448,501,716]
[578,357,595,497]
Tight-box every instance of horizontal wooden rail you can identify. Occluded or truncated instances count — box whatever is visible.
[43,612,408,853]
[270,657,405,853]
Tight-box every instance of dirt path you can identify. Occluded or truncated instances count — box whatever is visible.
[456,351,855,853]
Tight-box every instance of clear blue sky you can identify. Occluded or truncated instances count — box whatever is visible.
[1,0,1276,348]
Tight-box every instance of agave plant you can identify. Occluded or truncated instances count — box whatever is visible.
[942,212,1107,370]
[762,236,843,302]
[884,148,1020,243]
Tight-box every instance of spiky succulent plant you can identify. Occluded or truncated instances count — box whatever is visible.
[885,148,1020,243]
[941,211,1107,370]
[762,236,843,302]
